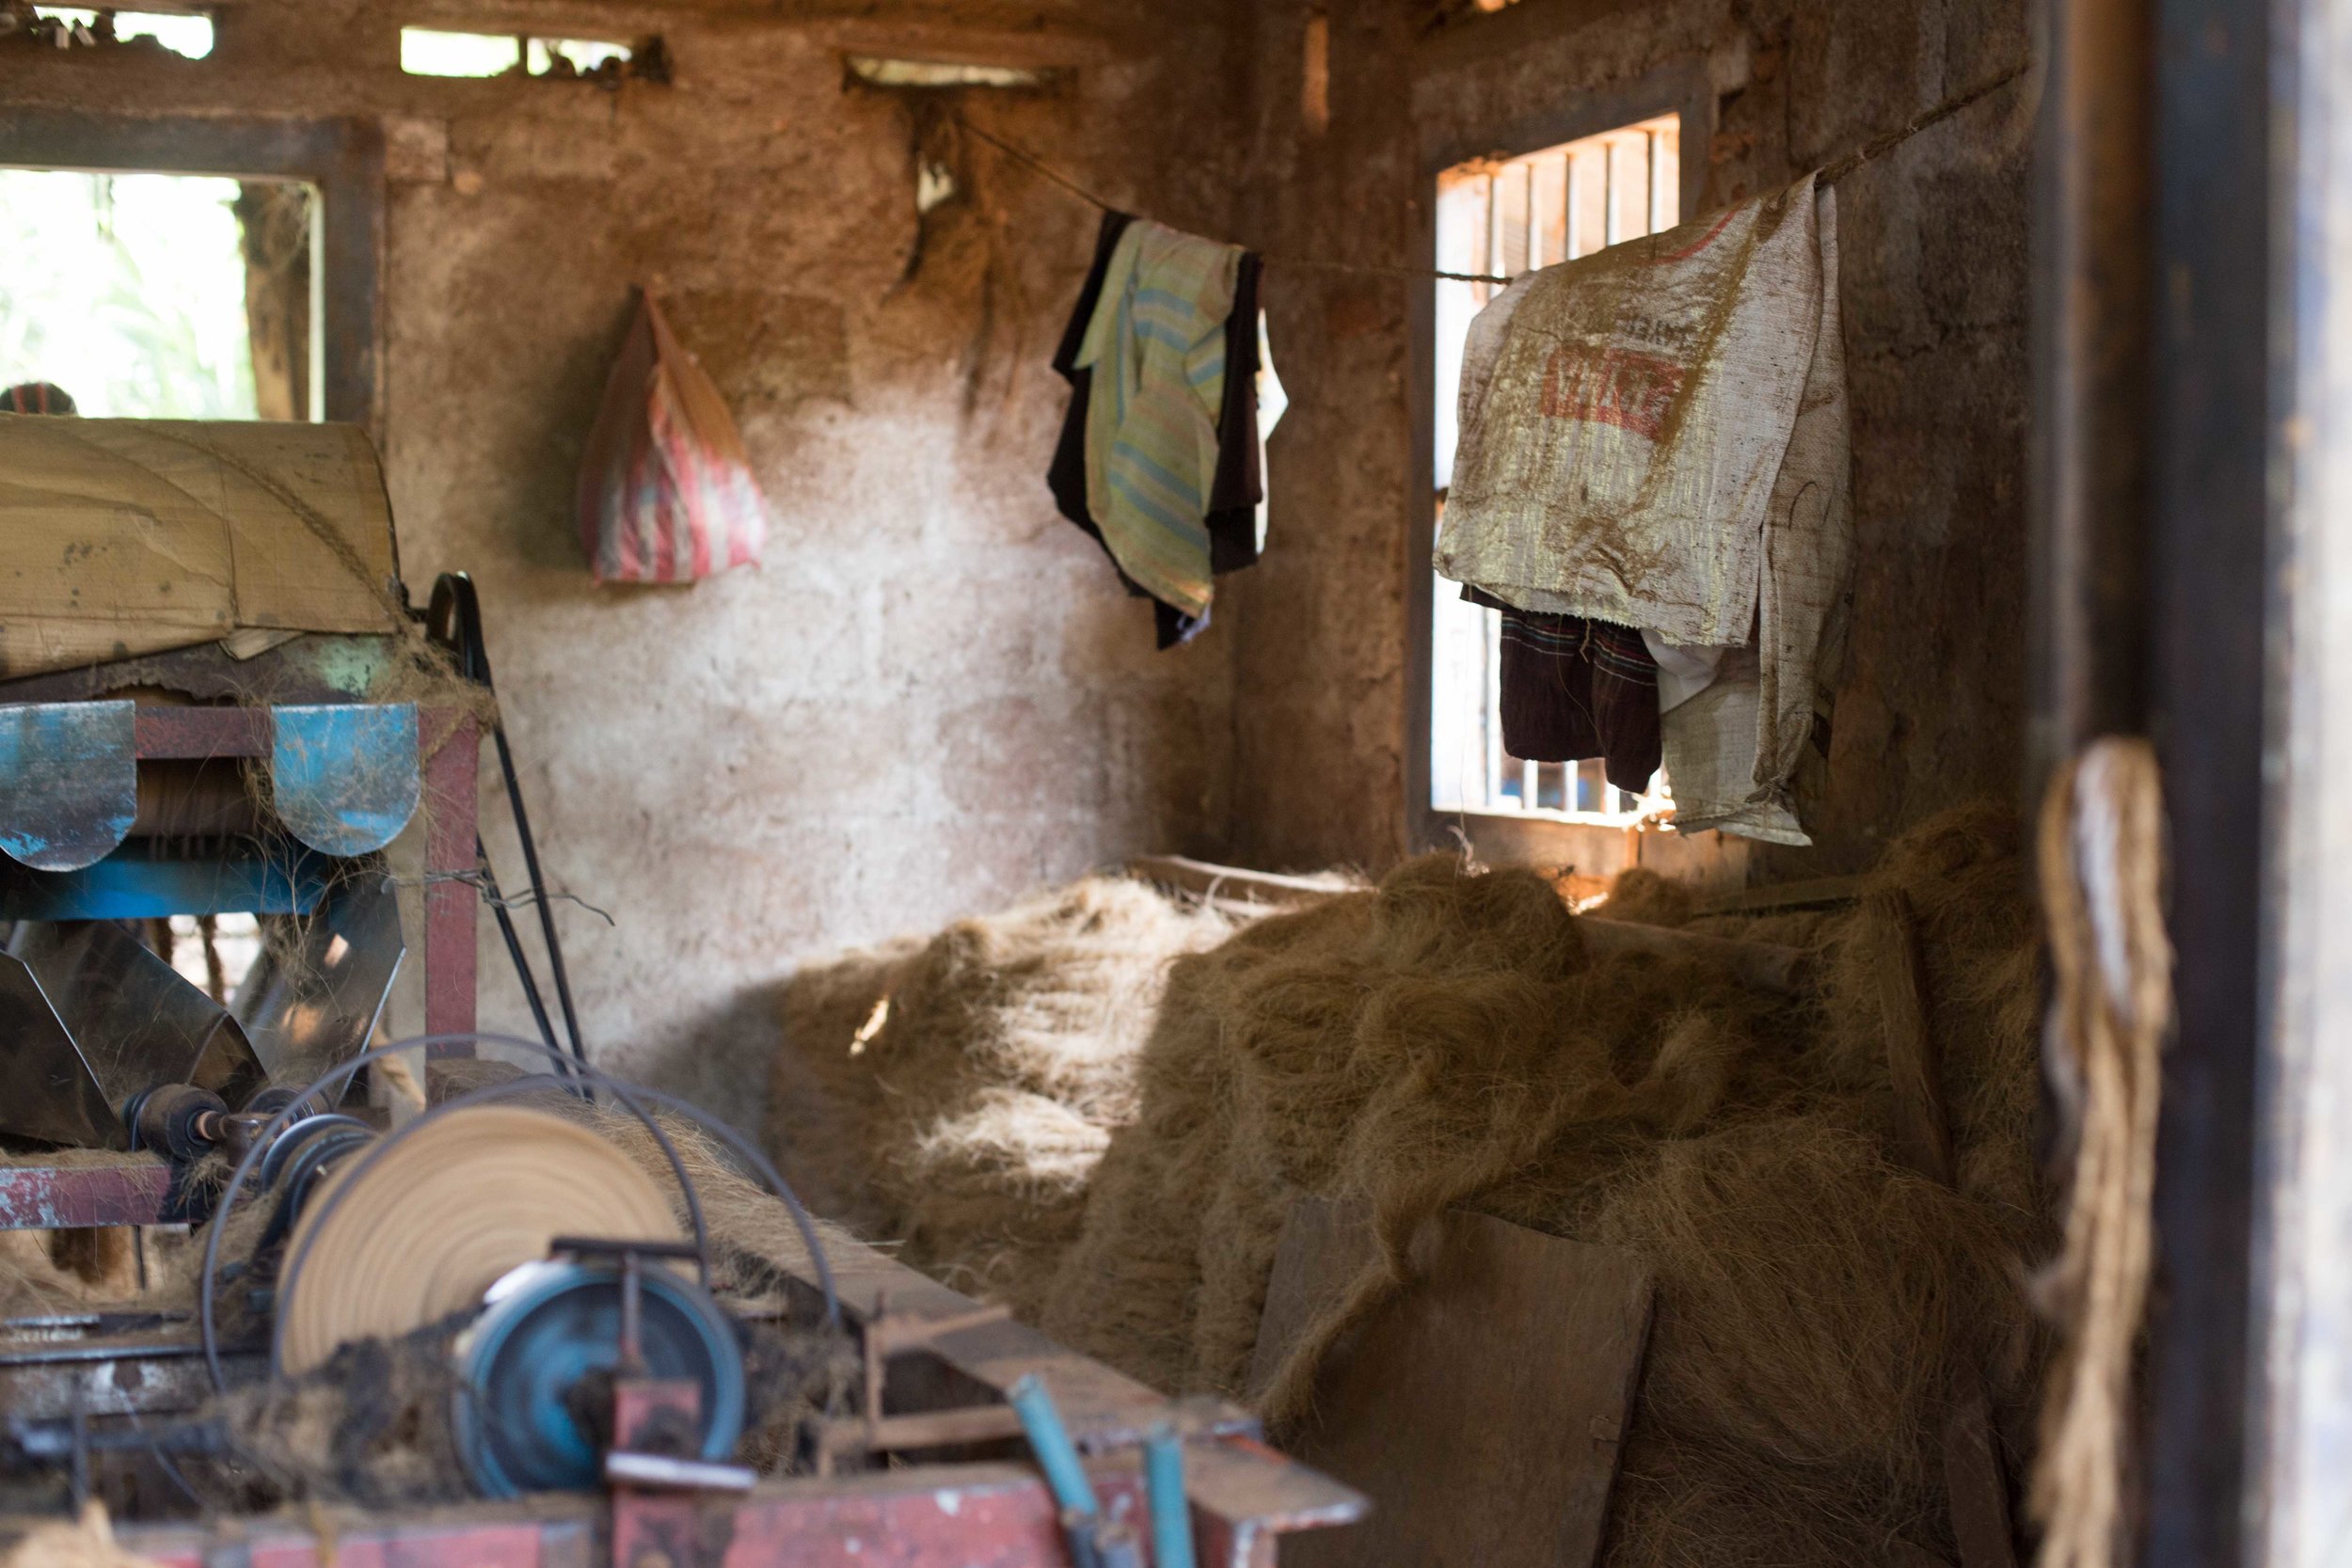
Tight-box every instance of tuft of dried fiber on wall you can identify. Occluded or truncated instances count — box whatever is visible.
[1038,806,2053,1568]
[766,876,1240,1317]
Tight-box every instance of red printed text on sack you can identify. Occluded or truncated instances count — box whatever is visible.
[1539,344,1685,440]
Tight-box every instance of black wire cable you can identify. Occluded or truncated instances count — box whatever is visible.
[490,714,590,1074]
[473,837,567,1069]
[120,1404,210,1514]
[425,573,592,1082]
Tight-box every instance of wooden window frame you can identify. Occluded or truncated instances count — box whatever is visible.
[0,108,387,435]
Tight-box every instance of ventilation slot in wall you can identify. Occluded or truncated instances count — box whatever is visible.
[845,55,1052,89]
[12,8,214,57]
[400,26,667,84]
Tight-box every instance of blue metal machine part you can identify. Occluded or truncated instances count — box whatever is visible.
[0,698,419,892]
[451,1260,747,1500]
[269,704,421,856]
[1145,1423,1196,1568]
[0,700,137,872]
[0,841,333,920]
[1009,1372,1144,1568]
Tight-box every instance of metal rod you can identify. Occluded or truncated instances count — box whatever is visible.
[619,1250,644,1372]
[1146,1424,1195,1568]
[1008,1372,1097,1519]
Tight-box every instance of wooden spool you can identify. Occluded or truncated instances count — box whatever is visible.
[278,1104,685,1374]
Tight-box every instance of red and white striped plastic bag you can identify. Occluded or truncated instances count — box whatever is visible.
[576,290,769,583]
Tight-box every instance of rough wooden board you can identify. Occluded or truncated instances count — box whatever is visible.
[1246,1196,1382,1401]
[1579,913,1807,993]
[1867,890,2020,1568]
[1249,1197,1654,1568]
[1944,1378,2020,1568]
[1696,873,1867,916]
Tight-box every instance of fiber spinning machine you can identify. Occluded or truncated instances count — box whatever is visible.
[0,417,1361,1567]
[2,1044,1364,1568]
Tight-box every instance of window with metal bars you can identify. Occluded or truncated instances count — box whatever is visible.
[1429,114,1680,821]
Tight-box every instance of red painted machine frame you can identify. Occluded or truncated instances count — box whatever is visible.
[113,1439,1354,1568]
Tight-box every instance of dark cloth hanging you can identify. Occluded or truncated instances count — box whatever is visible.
[1049,210,1265,649]
[1464,587,1662,794]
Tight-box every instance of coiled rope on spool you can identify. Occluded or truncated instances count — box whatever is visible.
[275,1102,687,1374]
[198,1033,842,1392]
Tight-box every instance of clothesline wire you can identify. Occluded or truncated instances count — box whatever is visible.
[950,56,2029,287]
[954,114,1513,284]
[1813,59,2031,184]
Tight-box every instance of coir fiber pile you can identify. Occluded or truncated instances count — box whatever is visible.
[767,877,1237,1318]
[1033,807,2049,1568]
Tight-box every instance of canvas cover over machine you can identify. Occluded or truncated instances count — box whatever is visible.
[0,415,412,1149]
[0,415,405,678]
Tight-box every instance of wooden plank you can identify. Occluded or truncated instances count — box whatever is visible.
[1249,1197,1653,1568]
[1866,890,1957,1182]
[771,1230,1365,1548]
[1246,1196,1379,1401]
[813,17,1118,68]
[1695,873,1867,916]
[1188,1437,1368,1568]
[1867,890,2018,1568]
[121,1455,1338,1568]
[1579,915,1807,994]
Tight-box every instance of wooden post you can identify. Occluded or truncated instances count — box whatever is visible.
[1867,890,2018,1568]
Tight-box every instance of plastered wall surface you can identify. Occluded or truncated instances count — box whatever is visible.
[0,0,1251,1115]
[1226,0,2037,879]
